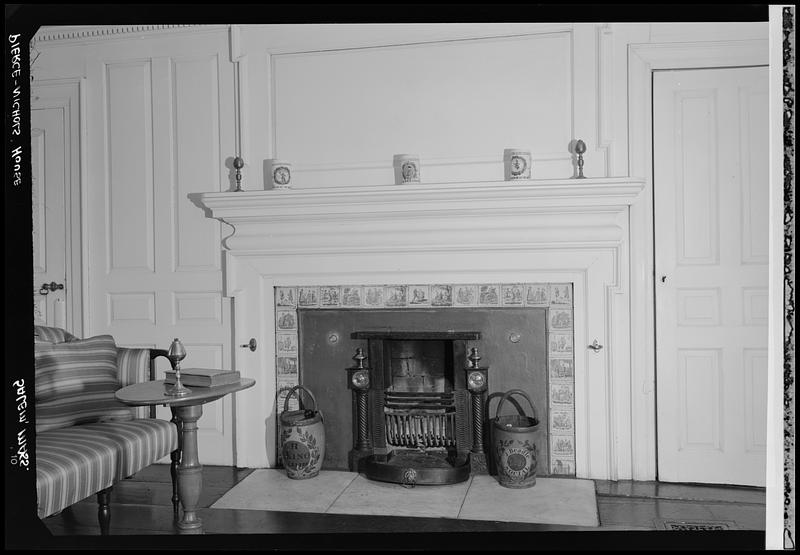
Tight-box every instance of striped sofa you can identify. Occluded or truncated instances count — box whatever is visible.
[34,326,181,534]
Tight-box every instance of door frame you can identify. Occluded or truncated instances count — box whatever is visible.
[31,77,87,337]
[626,39,769,481]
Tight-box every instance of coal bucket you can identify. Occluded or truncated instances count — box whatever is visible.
[279,385,325,479]
[491,389,540,488]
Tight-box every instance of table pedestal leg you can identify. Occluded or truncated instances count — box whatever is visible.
[174,404,203,534]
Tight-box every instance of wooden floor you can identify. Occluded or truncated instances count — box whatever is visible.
[23,464,766,550]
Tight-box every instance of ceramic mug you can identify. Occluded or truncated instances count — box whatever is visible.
[270,160,292,189]
[503,149,532,180]
[393,154,420,184]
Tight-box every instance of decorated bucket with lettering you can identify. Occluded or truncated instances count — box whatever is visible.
[279,385,325,479]
[491,389,540,488]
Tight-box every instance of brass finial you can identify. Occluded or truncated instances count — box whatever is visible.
[574,140,586,179]
[233,156,244,191]
[468,347,481,369]
[353,347,367,369]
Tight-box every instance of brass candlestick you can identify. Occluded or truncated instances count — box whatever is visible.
[574,140,586,179]
[233,156,244,192]
[165,338,191,397]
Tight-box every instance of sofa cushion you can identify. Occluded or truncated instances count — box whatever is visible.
[34,325,78,344]
[35,419,178,518]
[35,335,135,433]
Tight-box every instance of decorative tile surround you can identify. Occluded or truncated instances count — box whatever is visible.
[274,282,575,476]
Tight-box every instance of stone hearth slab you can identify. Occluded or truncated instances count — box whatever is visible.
[326,474,473,519]
[458,475,598,526]
[210,469,358,513]
[210,471,599,527]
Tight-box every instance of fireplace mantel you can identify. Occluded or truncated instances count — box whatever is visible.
[195,177,655,481]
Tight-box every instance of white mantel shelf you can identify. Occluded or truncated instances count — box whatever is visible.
[198,177,645,222]
[195,176,656,483]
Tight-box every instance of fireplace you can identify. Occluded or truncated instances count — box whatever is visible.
[282,292,562,477]
[195,177,649,481]
[347,331,480,485]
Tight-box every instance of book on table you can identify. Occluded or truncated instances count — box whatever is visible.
[164,368,241,387]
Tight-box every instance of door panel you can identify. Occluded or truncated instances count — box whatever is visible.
[31,104,68,329]
[654,66,768,486]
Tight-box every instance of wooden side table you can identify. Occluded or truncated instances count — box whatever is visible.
[116,378,256,534]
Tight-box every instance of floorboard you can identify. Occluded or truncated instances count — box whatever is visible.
[31,463,766,549]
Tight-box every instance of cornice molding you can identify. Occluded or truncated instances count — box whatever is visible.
[32,25,225,45]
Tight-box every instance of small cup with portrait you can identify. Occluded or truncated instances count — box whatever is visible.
[269,160,292,189]
[393,154,421,185]
[503,149,532,180]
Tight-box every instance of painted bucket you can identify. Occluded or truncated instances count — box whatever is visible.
[279,385,325,479]
[491,389,540,488]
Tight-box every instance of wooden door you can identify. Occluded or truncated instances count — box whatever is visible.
[32,82,80,333]
[654,66,769,486]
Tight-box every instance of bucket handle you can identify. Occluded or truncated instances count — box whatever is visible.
[494,388,538,422]
[283,385,318,414]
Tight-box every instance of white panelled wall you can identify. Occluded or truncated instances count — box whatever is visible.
[31,22,769,470]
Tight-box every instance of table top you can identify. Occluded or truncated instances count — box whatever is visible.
[116,378,256,407]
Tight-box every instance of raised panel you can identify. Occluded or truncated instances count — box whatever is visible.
[181,344,225,435]
[272,33,574,186]
[675,90,719,265]
[172,55,222,271]
[173,291,222,325]
[676,287,720,326]
[743,348,767,451]
[739,86,769,265]
[677,349,721,450]
[31,128,46,274]
[742,287,768,326]
[105,60,155,272]
[107,292,156,325]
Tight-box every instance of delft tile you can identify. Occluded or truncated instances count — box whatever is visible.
[275,287,297,307]
[549,283,572,305]
[276,309,298,330]
[327,474,471,519]
[549,357,575,382]
[276,356,298,375]
[550,458,576,476]
[276,333,298,355]
[431,284,453,306]
[501,284,525,306]
[453,284,478,307]
[210,469,358,513]
[550,410,574,434]
[363,285,385,307]
[384,285,408,307]
[550,435,576,458]
[525,283,550,306]
[478,284,500,306]
[341,286,363,307]
[549,308,573,330]
[320,286,341,307]
[550,383,574,406]
[297,286,319,307]
[549,333,573,355]
[458,476,597,526]
[408,285,431,306]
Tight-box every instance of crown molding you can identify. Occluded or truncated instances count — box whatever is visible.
[32,25,227,45]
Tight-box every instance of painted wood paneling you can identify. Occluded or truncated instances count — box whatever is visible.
[271,33,573,187]
[105,61,155,272]
[172,55,222,271]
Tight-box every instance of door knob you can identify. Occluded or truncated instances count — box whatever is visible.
[240,338,257,352]
[588,340,603,352]
[39,281,64,295]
